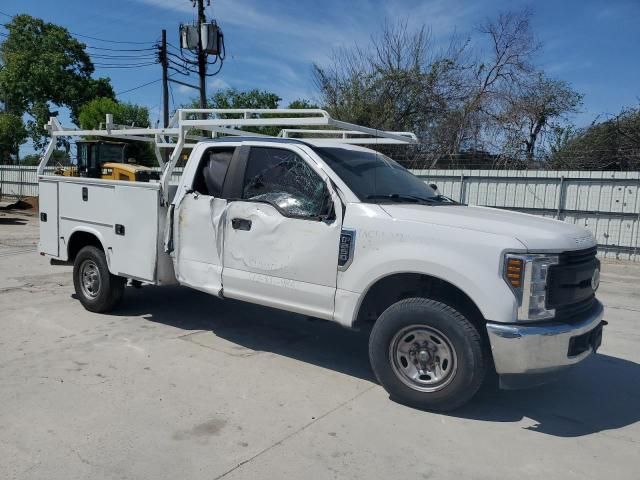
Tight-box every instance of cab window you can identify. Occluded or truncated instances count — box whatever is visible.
[191,147,235,197]
[242,147,328,218]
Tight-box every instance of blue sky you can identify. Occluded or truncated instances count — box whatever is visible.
[2,0,639,134]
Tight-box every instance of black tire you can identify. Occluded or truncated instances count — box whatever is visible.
[73,246,125,313]
[369,298,487,412]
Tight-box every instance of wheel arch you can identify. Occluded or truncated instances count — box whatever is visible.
[353,272,487,335]
[66,228,106,263]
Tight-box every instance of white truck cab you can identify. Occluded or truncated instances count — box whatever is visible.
[38,109,605,411]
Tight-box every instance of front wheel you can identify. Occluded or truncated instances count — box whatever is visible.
[369,298,487,412]
[73,246,125,313]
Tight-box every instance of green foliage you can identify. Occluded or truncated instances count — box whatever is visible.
[0,113,28,164]
[499,75,583,159]
[209,88,281,110]
[548,124,578,155]
[0,14,114,151]
[288,99,319,109]
[78,97,150,129]
[21,149,69,166]
[185,88,318,137]
[550,107,640,170]
[78,97,156,166]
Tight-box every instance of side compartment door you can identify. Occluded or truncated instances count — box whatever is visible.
[222,146,342,319]
[174,147,236,296]
[38,179,59,256]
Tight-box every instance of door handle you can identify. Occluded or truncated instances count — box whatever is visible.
[231,218,252,231]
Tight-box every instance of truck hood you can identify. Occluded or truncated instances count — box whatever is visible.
[379,204,596,251]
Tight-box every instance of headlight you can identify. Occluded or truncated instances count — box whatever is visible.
[503,253,559,321]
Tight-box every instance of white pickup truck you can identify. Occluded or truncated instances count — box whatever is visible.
[37,109,605,411]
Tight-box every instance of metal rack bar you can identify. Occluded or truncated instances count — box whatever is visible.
[37,108,418,203]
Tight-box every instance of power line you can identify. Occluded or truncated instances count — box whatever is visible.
[86,45,156,52]
[168,80,176,110]
[91,54,157,60]
[116,77,163,96]
[0,10,156,46]
[93,62,158,69]
[66,32,155,45]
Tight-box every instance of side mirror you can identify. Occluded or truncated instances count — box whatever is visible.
[429,183,438,191]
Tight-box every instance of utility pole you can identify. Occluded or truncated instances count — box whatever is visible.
[163,0,224,124]
[196,0,207,112]
[160,29,169,128]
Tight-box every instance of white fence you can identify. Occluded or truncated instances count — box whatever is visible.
[0,165,182,198]
[2,165,639,261]
[414,170,640,261]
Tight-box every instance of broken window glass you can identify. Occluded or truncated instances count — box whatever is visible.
[243,147,326,217]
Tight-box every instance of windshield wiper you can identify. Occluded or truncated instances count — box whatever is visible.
[366,194,431,203]
[366,193,459,205]
[431,194,459,204]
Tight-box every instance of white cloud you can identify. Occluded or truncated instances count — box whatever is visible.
[134,0,483,74]
[136,0,299,30]
[135,0,480,101]
[209,78,230,90]
[177,84,194,94]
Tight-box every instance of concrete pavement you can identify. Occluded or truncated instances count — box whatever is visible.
[1,209,639,479]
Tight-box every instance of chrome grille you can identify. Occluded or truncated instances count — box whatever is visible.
[548,247,599,321]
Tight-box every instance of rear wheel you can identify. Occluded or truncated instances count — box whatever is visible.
[369,298,487,411]
[73,246,125,313]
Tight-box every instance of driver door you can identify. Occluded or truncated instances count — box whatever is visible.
[222,145,342,319]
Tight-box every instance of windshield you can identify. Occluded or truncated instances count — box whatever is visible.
[99,144,125,164]
[313,146,441,203]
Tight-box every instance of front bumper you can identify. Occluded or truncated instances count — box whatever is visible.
[486,300,604,386]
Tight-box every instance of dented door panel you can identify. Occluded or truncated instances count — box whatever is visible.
[175,193,226,296]
[222,201,341,319]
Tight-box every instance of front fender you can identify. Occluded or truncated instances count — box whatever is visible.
[337,204,523,325]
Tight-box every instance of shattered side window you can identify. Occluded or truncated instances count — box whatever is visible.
[242,147,326,217]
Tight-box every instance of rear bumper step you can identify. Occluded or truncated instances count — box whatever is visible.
[50,258,72,266]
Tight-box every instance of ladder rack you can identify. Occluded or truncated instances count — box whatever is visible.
[38,108,418,202]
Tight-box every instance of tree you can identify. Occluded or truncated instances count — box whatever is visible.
[497,74,582,160]
[209,88,281,110]
[0,14,114,151]
[287,99,319,109]
[313,20,464,167]
[21,149,69,166]
[311,9,586,169]
[550,106,640,170]
[78,97,150,129]
[451,8,540,157]
[0,113,28,164]
[78,97,156,166]
[185,88,318,136]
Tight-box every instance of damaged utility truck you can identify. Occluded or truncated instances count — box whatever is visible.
[37,109,605,411]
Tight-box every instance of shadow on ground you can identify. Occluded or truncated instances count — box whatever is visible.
[114,284,640,438]
[114,284,374,382]
[0,217,27,225]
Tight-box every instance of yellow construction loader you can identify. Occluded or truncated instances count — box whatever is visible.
[55,140,159,182]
